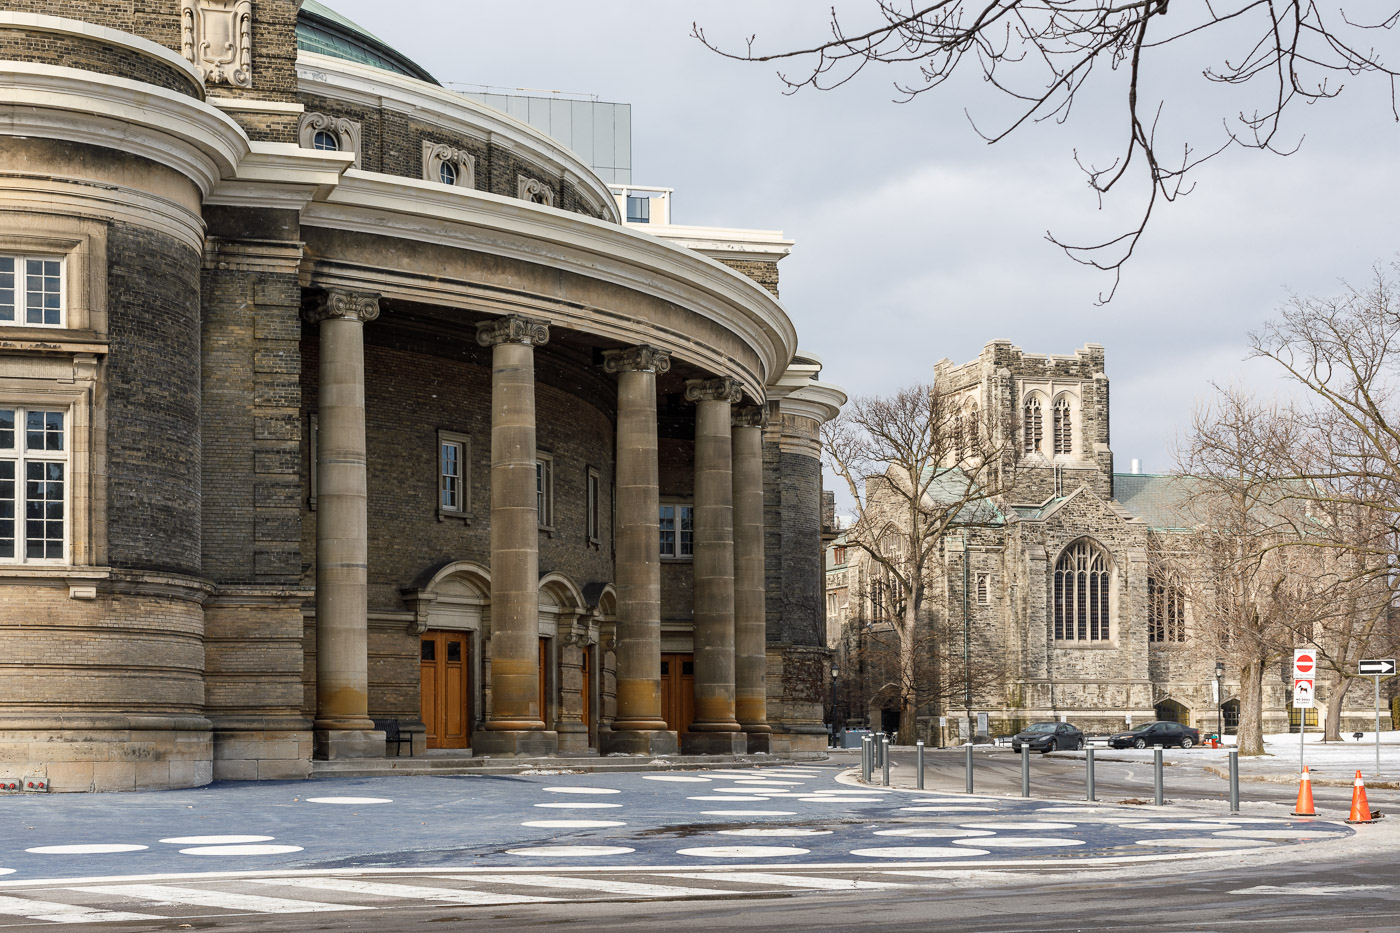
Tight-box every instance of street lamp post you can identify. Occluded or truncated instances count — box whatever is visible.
[829,665,840,747]
[1215,660,1226,742]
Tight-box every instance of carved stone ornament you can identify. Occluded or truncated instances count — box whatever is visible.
[304,290,381,325]
[732,404,768,429]
[422,141,476,188]
[517,175,556,207]
[602,345,672,375]
[476,314,550,348]
[180,0,253,88]
[684,376,745,404]
[298,113,363,168]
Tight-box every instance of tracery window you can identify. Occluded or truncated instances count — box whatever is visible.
[1023,396,1042,454]
[1053,397,1073,455]
[966,402,979,449]
[1054,540,1111,641]
[1147,571,1185,643]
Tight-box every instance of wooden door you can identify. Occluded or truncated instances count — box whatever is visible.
[538,637,549,725]
[580,647,592,738]
[660,653,695,734]
[420,630,470,748]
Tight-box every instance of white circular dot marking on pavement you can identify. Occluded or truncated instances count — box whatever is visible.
[1136,837,1277,849]
[304,797,393,805]
[642,775,711,783]
[734,780,806,786]
[718,828,834,837]
[1212,829,1349,840]
[1118,822,1240,831]
[851,846,988,859]
[1198,818,1284,824]
[506,845,636,858]
[521,820,626,829]
[1035,807,1121,814]
[0,870,13,877]
[533,802,623,809]
[701,810,797,817]
[954,837,1084,848]
[688,795,771,802]
[899,806,995,813]
[815,789,892,796]
[25,844,149,855]
[799,796,885,803]
[676,846,811,858]
[874,828,995,838]
[960,822,1076,831]
[179,845,305,856]
[543,787,622,795]
[160,835,275,845]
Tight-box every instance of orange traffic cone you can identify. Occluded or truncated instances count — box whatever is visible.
[1346,770,1380,824]
[1291,766,1317,816]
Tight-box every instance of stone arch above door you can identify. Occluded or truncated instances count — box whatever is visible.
[401,560,491,635]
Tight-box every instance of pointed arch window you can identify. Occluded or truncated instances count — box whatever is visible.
[1054,540,1111,641]
[1147,570,1185,642]
[1023,397,1043,454]
[1053,397,1073,455]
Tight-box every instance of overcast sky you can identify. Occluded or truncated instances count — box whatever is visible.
[325,1,1400,483]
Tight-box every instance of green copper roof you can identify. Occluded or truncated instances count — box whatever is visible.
[297,1,439,85]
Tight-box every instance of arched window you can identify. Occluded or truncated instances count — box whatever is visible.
[1054,540,1111,641]
[1023,397,1043,454]
[439,161,458,185]
[967,401,979,447]
[312,130,339,152]
[1147,570,1185,642]
[1053,397,1073,455]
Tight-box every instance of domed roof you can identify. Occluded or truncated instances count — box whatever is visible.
[297,1,439,85]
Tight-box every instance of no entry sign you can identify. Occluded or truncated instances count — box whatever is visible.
[1293,649,1315,679]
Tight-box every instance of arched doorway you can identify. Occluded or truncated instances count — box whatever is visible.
[403,561,490,750]
[1155,698,1190,726]
[1221,699,1240,735]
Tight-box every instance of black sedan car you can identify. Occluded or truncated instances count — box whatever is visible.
[1107,721,1200,749]
[1010,721,1084,753]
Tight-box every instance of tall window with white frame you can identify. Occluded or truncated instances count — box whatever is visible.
[1052,397,1073,455]
[1023,396,1042,454]
[536,454,554,529]
[0,407,67,562]
[659,503,693,558]
[0,255,63,327]
[438,431,469,519]
[1053,540,1110,641]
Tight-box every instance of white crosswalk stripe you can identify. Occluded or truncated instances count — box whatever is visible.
[0,893,163,924]
[659,871,910,891]
[461,874,734,898]
[246,877,560,905]
[70,884,372,914]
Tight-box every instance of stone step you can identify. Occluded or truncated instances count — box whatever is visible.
[310,752,826,779]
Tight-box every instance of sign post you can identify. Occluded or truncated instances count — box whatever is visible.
[1359,659,1396,778]
[1293,649,1316,773]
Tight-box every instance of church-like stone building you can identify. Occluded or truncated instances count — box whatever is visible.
[0,1,843,790]
[828,340,1380,742]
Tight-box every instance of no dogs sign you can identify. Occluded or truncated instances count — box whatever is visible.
[1293,649,1316,709]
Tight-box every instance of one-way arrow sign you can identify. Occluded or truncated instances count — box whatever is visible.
[1359,659,1396,676]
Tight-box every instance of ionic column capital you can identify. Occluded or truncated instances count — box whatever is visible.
[305,289,381,325]
[602,345,672,374]
[731,404,768,429]
[476,313,550,348]
[685,376,744,404]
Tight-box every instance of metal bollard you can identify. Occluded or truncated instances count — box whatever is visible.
[882,735,891,786]
[964,743,974,794]
[1086,747,1096,801]
[861,735,871,782]
[1154,747,1164,806]
[1229,748,1239,814]
[1021,744,1031,797]
[916,740,925,790]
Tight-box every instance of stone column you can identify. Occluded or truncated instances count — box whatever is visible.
[472,314,557,757]
[597,346,678,755]
[307,289,383,759]
[732,404,771,752]
[682,377,746,754]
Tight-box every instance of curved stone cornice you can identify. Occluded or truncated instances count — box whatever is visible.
[476,313,549,348]
[685,377,744,404]
[297,51,619,223]
[305,289,380,324]
[0,12,205,96]
[0,61,248,197]
[299,171,797,396]
[602,345,671,375]
[778,379,848,426]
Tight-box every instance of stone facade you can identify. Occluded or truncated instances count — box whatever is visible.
[0,1,842,788]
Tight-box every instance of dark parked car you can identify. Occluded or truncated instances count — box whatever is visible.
[1010,721,1084,753]
[1108,721,1200,749]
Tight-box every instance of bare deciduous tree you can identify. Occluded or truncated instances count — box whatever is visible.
[696,3,1400,300]
[823,383,1014,743]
